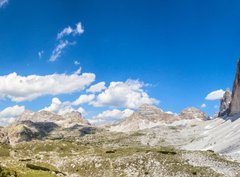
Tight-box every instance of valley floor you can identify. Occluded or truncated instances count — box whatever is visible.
[1,126,240,177]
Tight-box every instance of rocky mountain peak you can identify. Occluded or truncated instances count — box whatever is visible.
[137,104,163,117]
[1,110,92,144]
[62,111,90,125]
[17,110,34,119]
[16,110,90,127]
[139,104,162,111]
[109,104,179,132]
[218,88,232,117]
[179,107,209,120]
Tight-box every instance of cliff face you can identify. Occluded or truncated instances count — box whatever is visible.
[218,88,232,117]
[229,60,240,116]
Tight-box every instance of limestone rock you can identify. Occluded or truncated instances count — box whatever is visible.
[109,104,179,132]
[218,88,232,117]
[62,111,90,126]
[17,110,90,127]
[0,110,92,145]
[179,107,209,120]
[229,60,240,116]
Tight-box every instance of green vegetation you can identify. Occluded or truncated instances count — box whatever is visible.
[130,132,145,136]
[0,166,17,177]
[0,144,10,157]
[0,131,239,177]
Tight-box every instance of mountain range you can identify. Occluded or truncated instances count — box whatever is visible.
[1,61,240,176]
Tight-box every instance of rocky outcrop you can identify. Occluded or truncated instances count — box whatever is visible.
[0,110,93,145]
[17,110,90,127]
[109,104,209,132]
[229,60,240,116]
[179,107,209,120]
[109,104,180,132]
[218,88,232,117]
[62,111,90,126]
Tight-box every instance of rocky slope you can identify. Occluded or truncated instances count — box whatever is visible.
[1,128,240,177]
[0,106,240,176]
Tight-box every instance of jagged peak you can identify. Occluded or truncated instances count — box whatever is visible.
[218,88,232,117]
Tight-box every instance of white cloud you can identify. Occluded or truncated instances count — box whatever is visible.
[49,40,70,62]
[91,80,159,109]
[50,22,84,62]
[43,97,62,113]
[0,0,8,8]
[43,97,86,115]
[38,50,44,59]
[0,105,25,126]
[0,71,95,102]
[72,94,95,106]
[86,82,106,93]
[74,67,82,75]
[214,105,219,109]
[57,26,73,40]
[75,22,84,35]
[201,103,206,108]
[205,89,225,101]
[57,22,84,40]
[77,107,86,115]
[89,109,134,125]
[74,60,80,66]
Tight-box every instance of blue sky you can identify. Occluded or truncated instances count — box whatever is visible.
[0,0,239,125]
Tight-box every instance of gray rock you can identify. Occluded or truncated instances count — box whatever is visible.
[229,59,240,116]
[218,88,231,117]
[0,110,92,145]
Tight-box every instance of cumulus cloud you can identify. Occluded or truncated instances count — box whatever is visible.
[0,0,8,8]
[43,97,62,113]
[72,94,95,106]
[86,82,106,93]
[43,97,86,115]
[89,109,134,125]
[201,103,206,108]
[205,89,225,101]
[49,40,71,62]
[91,80,159,109]
[57,22,84,40]
[0,71,95,102]
[0,105,25,126]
